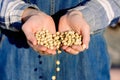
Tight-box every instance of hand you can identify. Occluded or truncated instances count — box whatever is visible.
[58,10,90,54]
[22,8,56,55]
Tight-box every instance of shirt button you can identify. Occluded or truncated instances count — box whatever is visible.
[38,55,41,58]
[34,68,37,72]
[39,61,42,64]
[56,67,60,72]
[39,76,43,79]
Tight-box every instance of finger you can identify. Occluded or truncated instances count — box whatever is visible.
[35,45,56,55]
[81,24,90,49]
[45,49,56,55]
[58,15,71,32]
[25,31,37,46]
[58,25,71,32]
[62,45,68,50]
[38,51,54,55]
[38,51,46,55]
[71,45,84,52]
[31,45,47,53]
[46,16,56,34]
[65,47,79,55]
[33,45,53,55]
[48,25,56,34]
[38,49,56,55]
[37,45,48,51]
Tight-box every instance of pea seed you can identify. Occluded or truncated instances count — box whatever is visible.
[35,29,82,50]
[52,76,56,80]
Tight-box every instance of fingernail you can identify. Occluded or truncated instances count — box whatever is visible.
[75,51,79,54]
[86,45,89,49]
[82,44,86,50]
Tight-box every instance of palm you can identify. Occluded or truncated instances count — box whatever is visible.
[22,12,56,55]
[58,11,90,54]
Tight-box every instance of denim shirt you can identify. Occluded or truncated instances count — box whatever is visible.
[0,0,120,32]
[24,0,87,15]
[0,0,117,80]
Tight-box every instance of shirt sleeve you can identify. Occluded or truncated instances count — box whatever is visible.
[0,0,39,31]
[69,0,120,33]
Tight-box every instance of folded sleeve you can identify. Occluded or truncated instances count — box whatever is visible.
[0,0,39,31]
[69,0,120,33]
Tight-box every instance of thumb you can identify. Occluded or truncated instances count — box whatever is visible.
[81,27,90,49]
[26,32,37,46]
[58,21,72,33]
[58,15,71,32]
[58,25,70,32]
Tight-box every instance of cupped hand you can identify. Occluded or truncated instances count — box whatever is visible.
[22,9,56,55]
[58,10,90,54]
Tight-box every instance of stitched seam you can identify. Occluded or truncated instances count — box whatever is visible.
[50,0,55,15]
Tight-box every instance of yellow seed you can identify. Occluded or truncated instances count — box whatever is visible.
[40,42,44,45]
[56,32,60,35]
[37,41,40,45]
[50,46,54,50]
[41,35,45,38]
[56,67,60,72]
[65,31,68,35]
[49,41,53,44]
[52,34,56,38]
[58,50,62,54]
[56,45,60,49]
[60,37,64,40]
[35,29,82,50]
[53,42,57,46]
[82,44,86,50]
[56,60,60,65]
[63,42,67,46]
[52,76,56,80]
[54,36,59,40]
[46,29,49,33]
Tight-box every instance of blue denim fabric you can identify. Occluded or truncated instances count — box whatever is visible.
[0,0,110,80]
[0,29,110,80]
[25,0,87,15]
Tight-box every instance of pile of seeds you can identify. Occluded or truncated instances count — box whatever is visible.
[35,28,82,50]
[35,28,82,80]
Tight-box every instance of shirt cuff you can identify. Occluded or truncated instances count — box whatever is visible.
[69,0,120,33]
[9,3,39,31]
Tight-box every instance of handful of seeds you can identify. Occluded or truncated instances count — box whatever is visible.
[35,28,82,50]
[35,28,82,80]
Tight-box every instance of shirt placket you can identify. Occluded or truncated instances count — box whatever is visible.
[50,0,55,15]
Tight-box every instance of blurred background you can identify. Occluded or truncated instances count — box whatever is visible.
[104,23,120,80]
